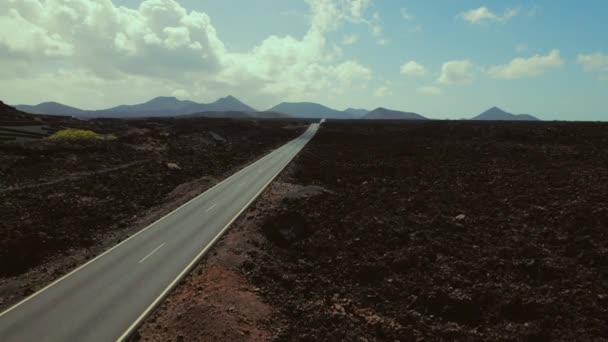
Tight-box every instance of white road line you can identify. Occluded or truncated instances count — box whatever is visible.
[138,243,165,264]
[205,203,217,212]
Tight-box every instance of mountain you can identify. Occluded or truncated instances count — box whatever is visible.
[15,102,88,116]
[98,95,256,117]
[102,96,198,114]
[472,107,540,121]
[15,95,257,118]
[268,102,354,119]
[344,108,369,117]
[363,107,428,120]
[206,95,256,112]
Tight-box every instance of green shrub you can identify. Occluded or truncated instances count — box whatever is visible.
[47,129,103,141]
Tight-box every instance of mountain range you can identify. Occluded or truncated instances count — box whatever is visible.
[14,97,541,121]
[471,106,539,121]
[266,102,356,119]
[16,95,256,118]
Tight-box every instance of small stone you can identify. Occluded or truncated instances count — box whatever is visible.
[167,162,181,170]
[454,214,466,221]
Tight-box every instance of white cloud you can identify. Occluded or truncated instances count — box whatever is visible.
[366,11,387,45]
[342,34,358,45]
[416,86,441,95]
[400,8,413,21]
[400,61,426,77]
[350,0,372,18]
[438,60,475,85]
[577,53,608,73]
[373,86,391,97]
[0,8,73,57]
[486,49,564,79]
[460,6,519,24]
[0,0,375,108]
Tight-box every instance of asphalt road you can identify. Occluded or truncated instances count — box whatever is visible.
[0,122,320,341]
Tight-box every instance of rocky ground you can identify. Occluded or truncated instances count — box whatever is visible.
[0,105,307,310]
[137,120,608,341]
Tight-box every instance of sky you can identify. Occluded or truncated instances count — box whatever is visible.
[1,0,607,120]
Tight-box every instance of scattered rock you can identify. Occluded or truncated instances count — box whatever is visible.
[166,162,181,170]
[209,131,227,143]
[454,214,466,221]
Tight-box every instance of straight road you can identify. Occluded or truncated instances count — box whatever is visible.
[0,122,320,341]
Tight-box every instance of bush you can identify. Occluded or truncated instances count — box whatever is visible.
[47,129,106,141]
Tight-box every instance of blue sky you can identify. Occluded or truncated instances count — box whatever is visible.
[1,0,607,120]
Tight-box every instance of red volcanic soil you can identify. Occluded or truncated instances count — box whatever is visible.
[0,116,307,309]
[240,120,608,340]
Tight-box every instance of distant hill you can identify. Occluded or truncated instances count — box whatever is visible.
[472,107,540,121]
[268,102,354,119]
[206,95,256,112]
[363,107,428,120]
[15,102,88,116]
[15,95,257,118]
[344,108,369,117]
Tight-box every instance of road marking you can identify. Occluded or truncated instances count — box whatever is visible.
[138,243,166,264]
[237,182,245,187]
[206,203,217,212]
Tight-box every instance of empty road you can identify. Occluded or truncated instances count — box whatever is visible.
[0,122,320,341]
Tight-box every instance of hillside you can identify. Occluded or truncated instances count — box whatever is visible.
[472,107,540,121]
[363,107,428,120]
[268,102,354,119]
[15,102,87,116]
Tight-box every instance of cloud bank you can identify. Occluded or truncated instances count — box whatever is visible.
[0,0,375,108]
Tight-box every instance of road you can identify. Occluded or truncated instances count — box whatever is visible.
[0,122,320,341]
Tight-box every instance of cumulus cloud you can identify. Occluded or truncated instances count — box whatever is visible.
[0,0,376,108]
[577,52,608,74]
[438,60,475,85]
[400,61,426,77]
[416,86,441,95]
[460,6,518,24]
[373,86,391,97]
[486,49,564,79]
